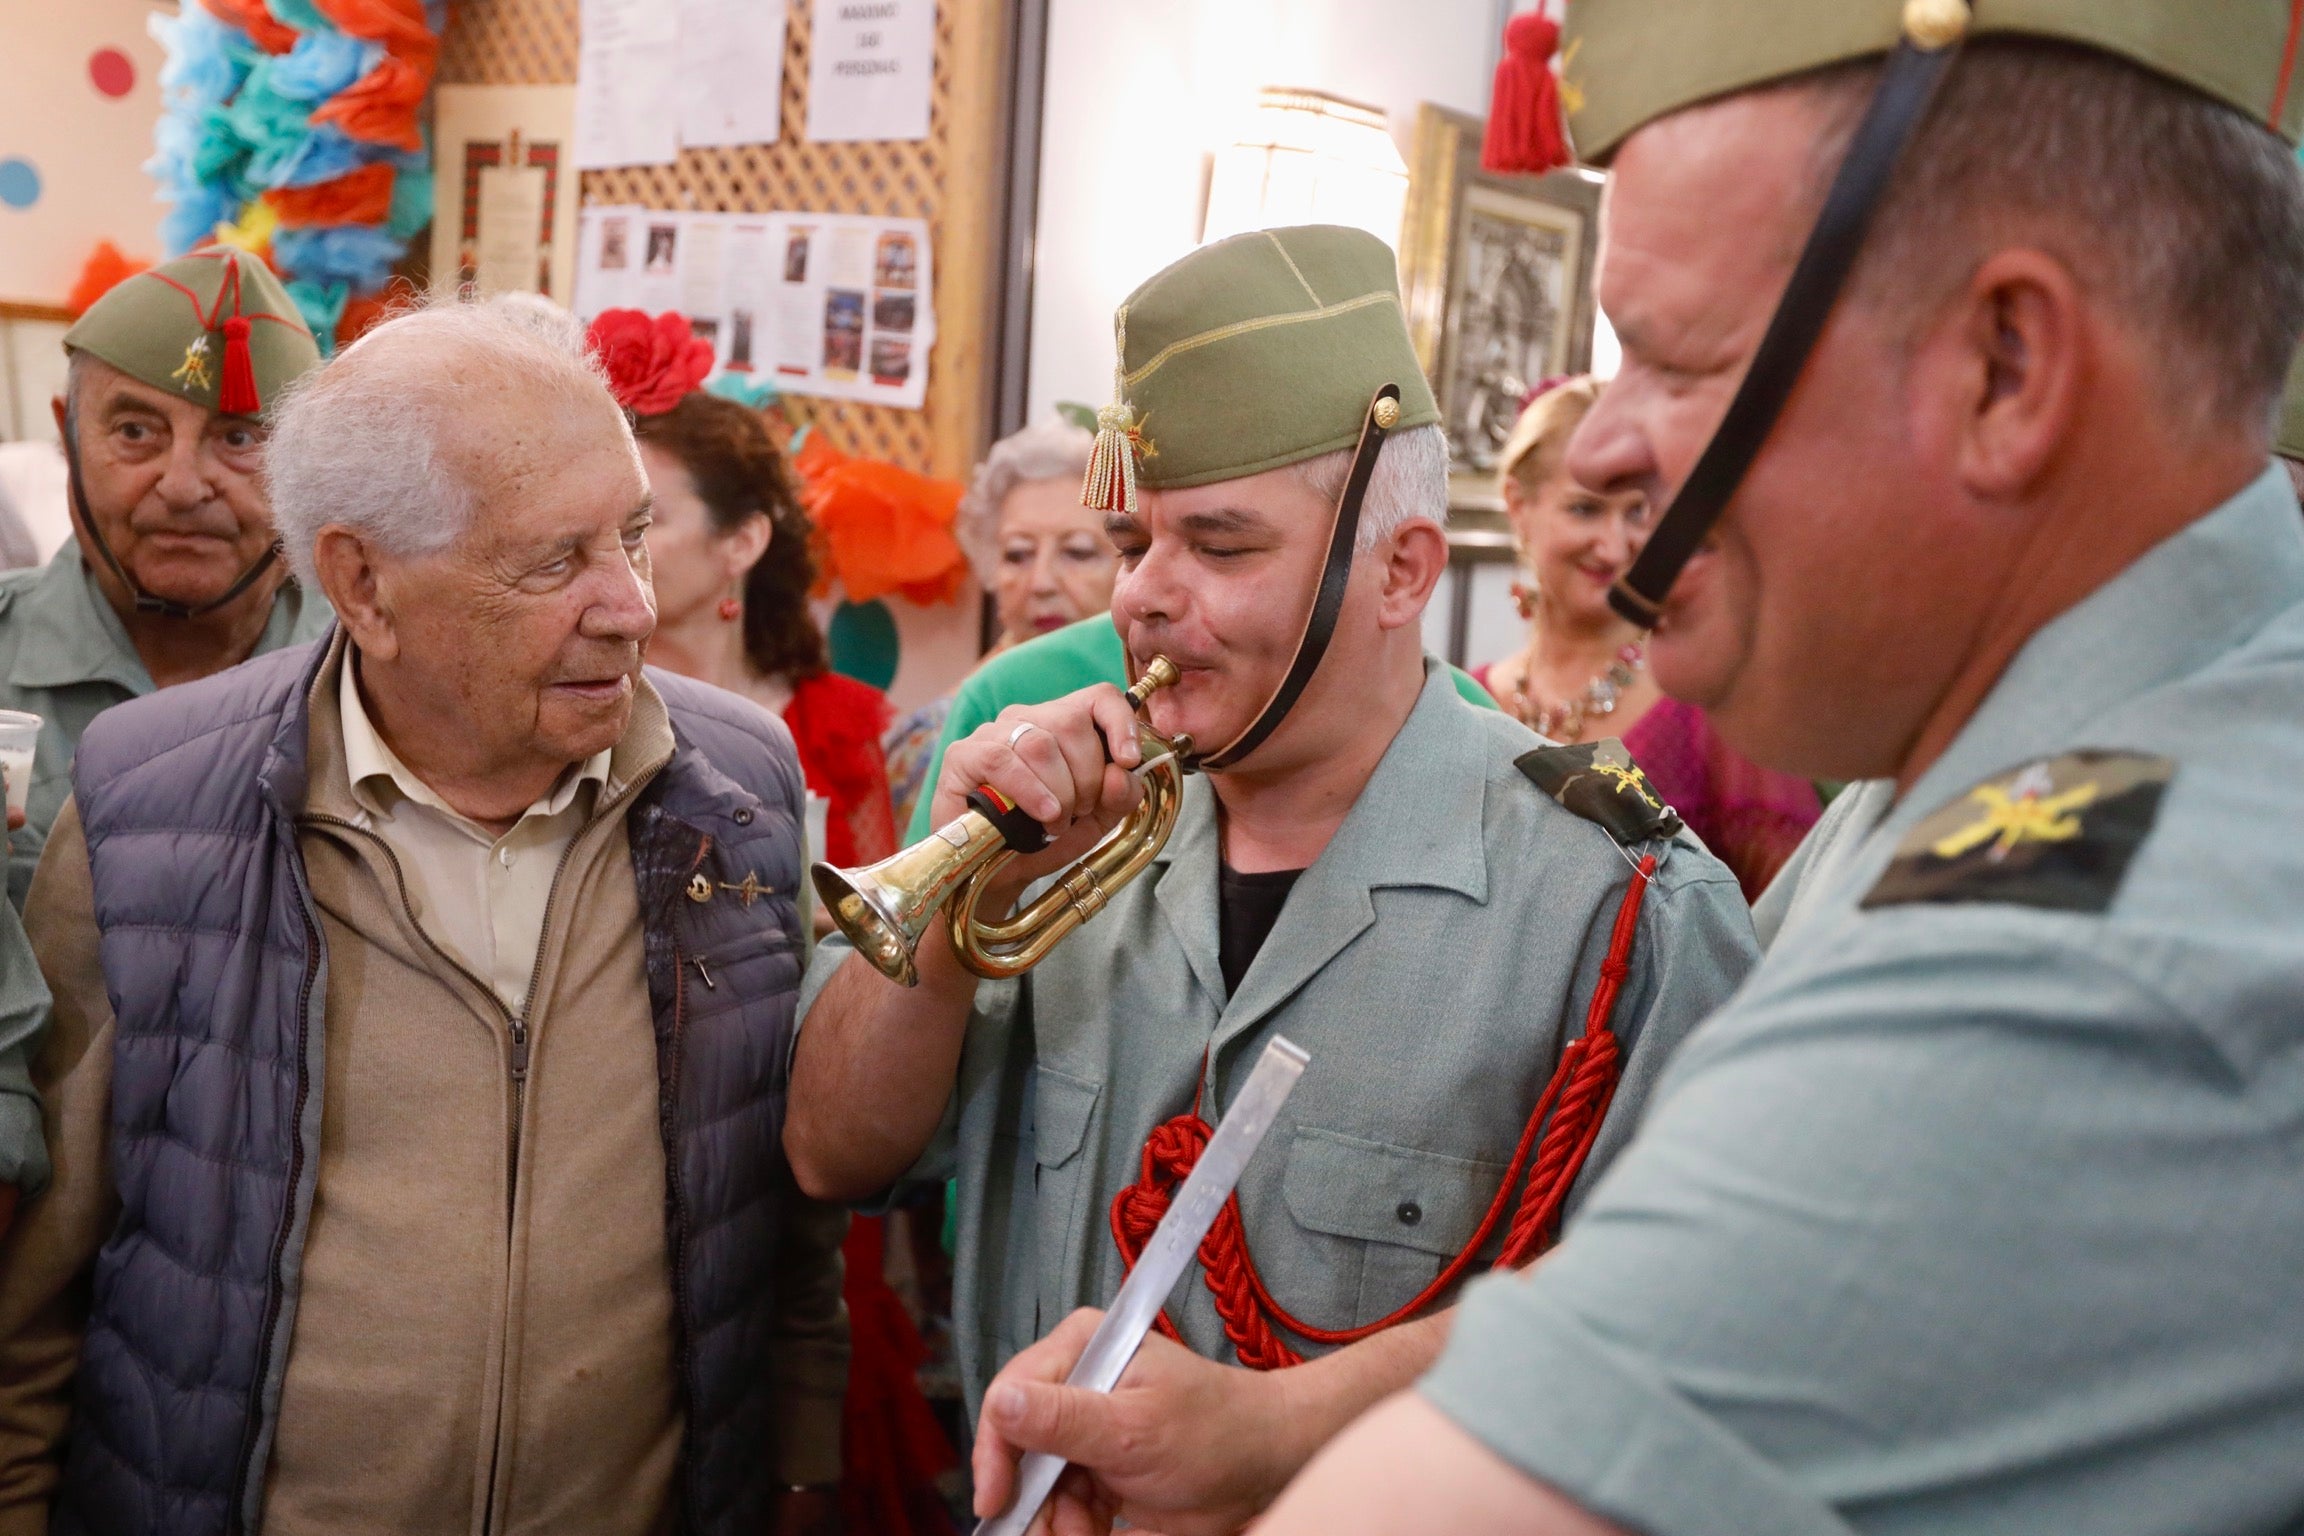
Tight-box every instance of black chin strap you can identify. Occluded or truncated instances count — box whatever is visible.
[1188,384,1401,773]
[61,400,283,621]
[1610,24,1965,628]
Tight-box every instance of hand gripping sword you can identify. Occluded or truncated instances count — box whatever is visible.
[973,1036,1311,1536]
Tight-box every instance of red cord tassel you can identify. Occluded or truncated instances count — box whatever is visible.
[1481,11,1572,176]
[218,316,261,416]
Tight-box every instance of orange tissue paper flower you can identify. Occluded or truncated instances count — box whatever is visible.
[796,438,968,606]
[314,0,441,65]
[263,163,398,227]
[197,0,298,54]
[310,55,433,151]
[67,243,153,318]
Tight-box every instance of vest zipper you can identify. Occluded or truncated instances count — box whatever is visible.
[300,812,592,1533]
[666,832,712,1528]
[230,896,324,1533]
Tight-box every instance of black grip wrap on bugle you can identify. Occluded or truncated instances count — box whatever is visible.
[967,785,1052,854]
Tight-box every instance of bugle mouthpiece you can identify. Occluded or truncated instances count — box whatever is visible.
[1126,655,1180,711]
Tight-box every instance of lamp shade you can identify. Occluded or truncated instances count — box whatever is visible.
[1201,87,1410,250]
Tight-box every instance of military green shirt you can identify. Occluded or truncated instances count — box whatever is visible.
[0,541,331,910]
[803,661,1759,1412]
[1423,468,2304,1534]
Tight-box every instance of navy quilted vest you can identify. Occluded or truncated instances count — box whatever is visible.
[55,638,809,1536]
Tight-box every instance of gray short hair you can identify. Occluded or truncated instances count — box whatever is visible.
[266,293,624,590]
[1289,422,1450,550]
[1802,41,2304,439]
[956,418,1096,584]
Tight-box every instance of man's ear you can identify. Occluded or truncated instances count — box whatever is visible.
[1940,248,2086,501]
[311,525,399,661]
[1374,518,1450,632]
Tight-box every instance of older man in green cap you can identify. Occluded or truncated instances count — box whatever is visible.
[1,247,329,908]
[1257,4,2304,1534]
[787,223,1758,1530]
[0,249,326,1243]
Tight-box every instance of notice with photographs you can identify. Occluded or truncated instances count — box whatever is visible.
[576,206,934,407]
[805,0,933,142]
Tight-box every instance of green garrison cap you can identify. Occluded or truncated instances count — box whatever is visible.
[1081,226,1441,505]
[62,248,319,418]
[1563,0,2304,165]
[2280,341,2304,462]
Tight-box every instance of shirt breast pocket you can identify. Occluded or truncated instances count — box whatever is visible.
[1280,1126,1508,1329]
[1030,1065,1103,1333]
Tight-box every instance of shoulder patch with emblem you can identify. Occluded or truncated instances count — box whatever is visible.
[1862,751,2174,914]
[1514,737,1684,847]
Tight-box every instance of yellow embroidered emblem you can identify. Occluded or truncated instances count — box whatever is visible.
[171,334,214,394]
[1558,37,1586,117]
[1930,775,2099,863]
[1592,760,1661,811]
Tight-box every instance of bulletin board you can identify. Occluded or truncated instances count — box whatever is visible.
[438,0,1009,482]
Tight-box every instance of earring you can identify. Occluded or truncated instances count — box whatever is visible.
[1510,578,1539,621]
[718,587,743,622]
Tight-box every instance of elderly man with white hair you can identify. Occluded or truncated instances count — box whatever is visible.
[0,296,848,1536]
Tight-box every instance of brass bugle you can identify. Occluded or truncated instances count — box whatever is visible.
[812,657,1191,986]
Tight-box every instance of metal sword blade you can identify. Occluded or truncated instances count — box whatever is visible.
[972,1035,1311,1536]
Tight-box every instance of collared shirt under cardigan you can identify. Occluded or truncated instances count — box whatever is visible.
[0,540,328,910]
[1422,467,2304,1534]
[800,659,1762,1413]
[336,653,611,1011]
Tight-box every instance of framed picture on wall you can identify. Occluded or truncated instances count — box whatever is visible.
[1399,104,1603,513]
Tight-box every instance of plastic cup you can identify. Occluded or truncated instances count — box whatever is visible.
[0,711,38,821]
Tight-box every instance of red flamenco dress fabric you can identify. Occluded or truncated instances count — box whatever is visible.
[782,585,958,1536]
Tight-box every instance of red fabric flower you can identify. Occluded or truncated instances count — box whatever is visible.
[586,309,716,416]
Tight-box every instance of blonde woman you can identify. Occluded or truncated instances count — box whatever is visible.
[1477,376,1820,898]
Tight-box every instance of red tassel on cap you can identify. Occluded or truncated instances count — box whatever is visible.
[1481,11,1572,175]
[218,316,260,416]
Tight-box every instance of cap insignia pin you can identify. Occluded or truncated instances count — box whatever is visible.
[719,871,771,907]
[172,334,214,393]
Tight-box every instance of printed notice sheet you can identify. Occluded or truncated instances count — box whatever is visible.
[576,206,935,409]
[574,0,680,167]
[806,0,934,142]
[676,0,789,147]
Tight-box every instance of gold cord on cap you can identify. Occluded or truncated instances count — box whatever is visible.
[1902,0,1969,51]
[1082,306,1149,514]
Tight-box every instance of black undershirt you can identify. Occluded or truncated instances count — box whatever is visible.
[1218,862,1305,997]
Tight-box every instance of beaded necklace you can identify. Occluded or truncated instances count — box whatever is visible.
[1510,638,1647,743]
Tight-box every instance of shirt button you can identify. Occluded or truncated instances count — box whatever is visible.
[1395,1200,1421,1227]
[498,847,514,867]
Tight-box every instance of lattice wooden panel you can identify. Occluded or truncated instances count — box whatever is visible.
[438,0,1003,478]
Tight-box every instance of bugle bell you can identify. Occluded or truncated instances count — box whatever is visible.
[812,658,1190,986]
